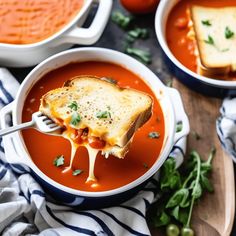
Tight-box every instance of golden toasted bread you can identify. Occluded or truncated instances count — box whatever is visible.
[40,75,153,158]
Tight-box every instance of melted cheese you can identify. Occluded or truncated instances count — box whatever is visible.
[61,129,100,185]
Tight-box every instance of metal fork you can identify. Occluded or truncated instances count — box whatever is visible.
[0,111,62,137]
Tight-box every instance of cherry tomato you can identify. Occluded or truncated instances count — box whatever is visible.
[120,0,160,14]
[88,136,106,149]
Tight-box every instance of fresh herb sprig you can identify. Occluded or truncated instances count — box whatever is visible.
[148,131,160,139]
[225,26,234,39]
[53,155,65,167]
[204,35,214,45]
[70,113,81,126]
[201,20,211,26]
[111,11,152,64]
[68,101,78,111]
[111,11,133,29]
[125,47,151,64]
[96,110,111,119]
[152,147,216,235]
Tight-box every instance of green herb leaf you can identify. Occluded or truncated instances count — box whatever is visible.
[225,26,234,39]
[166,188,189,208]
[73,169,83,176]
[153,211,171,227]
[170,206,180,220]
[68,101,78,111]
[204,35,214,45]
[53,155,64,167]
[111,11,133,29]
[102,77,118,85]
[176,122,183,133]
[201,20,211,26]
[192,182,202,199]
[125,47,152,65]
[178,208,189,226]
[200,174,214,192]
[70,113,81,126]
[160,157,181,190]
[128,27,149,39]
[96,111,111,119]
[148,132,160,139]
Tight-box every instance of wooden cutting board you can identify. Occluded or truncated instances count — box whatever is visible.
[149,79,235,236]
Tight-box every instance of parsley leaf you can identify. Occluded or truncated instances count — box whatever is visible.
[96,111,111,119]
[201,20,211,26]
[53,155,64,167]
[225,26,234,39]
[204,35,214,45]
[176,122,183,133]
[70,113,81,126]
[73,169,83,176]
[111,11,133,29]
[68,101,78,111]
[125,47,152,65]
[148,131,160,139]
[128,27,149,39]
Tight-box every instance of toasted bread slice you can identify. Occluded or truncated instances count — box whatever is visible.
[189,6,236,76]
[40,76,153,158]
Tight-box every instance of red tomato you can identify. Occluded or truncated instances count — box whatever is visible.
[120,0,160,14]
[88,136,106,149]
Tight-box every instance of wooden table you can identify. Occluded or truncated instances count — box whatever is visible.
[8,1,236,235]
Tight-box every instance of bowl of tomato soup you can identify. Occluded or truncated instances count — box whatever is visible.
[155,0,236,97]
[0,48,189,208]
[0,0,112,67]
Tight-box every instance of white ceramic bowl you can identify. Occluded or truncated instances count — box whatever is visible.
[155,0,236,97]
[0,48,189,208]
[0,0,112,67]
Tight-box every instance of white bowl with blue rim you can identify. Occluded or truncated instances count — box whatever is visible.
[0,47,189,209]
[155,0,236,98]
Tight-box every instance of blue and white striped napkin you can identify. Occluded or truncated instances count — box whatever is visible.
[0,68,186,236]
[217,97,236,163]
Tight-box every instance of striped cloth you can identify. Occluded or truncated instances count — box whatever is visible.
[0,68,186,236]
[217,97,236,163]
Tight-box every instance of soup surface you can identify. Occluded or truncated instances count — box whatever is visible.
[22,62,165,192]
[0,0,84,44]
[166,0,236,81]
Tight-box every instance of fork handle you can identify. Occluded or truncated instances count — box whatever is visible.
[0,120,35,136]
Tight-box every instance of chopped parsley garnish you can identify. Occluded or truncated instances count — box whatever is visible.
[111,11,133,29]
[128,27,149,39]
[70,113,81,126]
[53,155,64,167]
[201,20,211,26]
[148,131,160,139]
[204,35,214,45]
[68,101,78,111]
[125,47,152,65]
[96,111,111,119]
[143,162,149,169]
[176,122,183,133]
[72,169,83,176]
[102,77,118,85]
[225,26,234,39]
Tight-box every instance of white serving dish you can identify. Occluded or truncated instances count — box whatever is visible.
[0,47,189,208]
[0,0,112,67]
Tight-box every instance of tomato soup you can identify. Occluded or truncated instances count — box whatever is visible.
[0,0,84,44]
[22,62,165,192]
[166,0,236,80]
